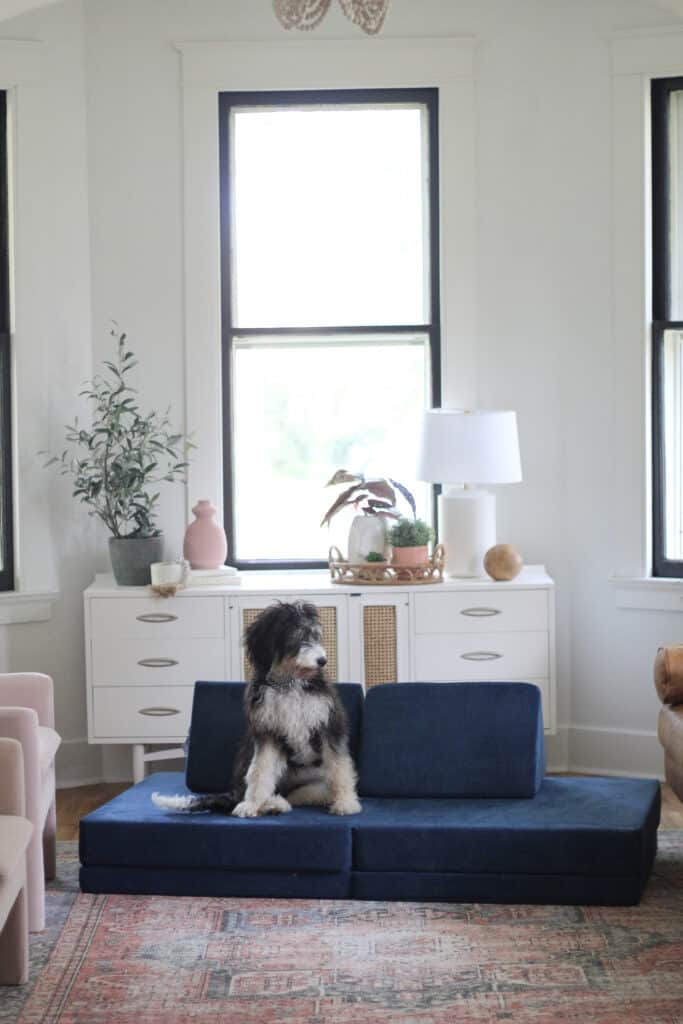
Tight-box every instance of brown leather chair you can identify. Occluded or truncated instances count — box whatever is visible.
[655,646,683,801]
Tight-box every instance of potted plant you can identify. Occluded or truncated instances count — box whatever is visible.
[44,324,193,585]
[388,517,434,568]
[321,470,416,562]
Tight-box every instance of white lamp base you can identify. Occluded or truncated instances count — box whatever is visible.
[439,487,496,578]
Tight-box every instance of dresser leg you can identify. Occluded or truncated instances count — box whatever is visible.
[132,744,146,783]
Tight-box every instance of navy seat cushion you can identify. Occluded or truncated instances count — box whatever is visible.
[79,772,353,873]
[353,776,660,877]
[186,680,364,794]
[358,682,545,798]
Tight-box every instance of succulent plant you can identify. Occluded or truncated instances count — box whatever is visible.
[388,517,434,548]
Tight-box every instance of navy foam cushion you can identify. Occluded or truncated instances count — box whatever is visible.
[79,772,352,873]
[350,871,648,906]
[81,866,350,900]
[353,777,660,877]
[358,682,545,798]
[186,681,364,794]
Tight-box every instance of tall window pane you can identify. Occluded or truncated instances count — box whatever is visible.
[220,89,440,567]
[662,328,683,561]
[0,90,12,592]
[232,106,428,328]
[670,91,683,320]
[232,335,431,562]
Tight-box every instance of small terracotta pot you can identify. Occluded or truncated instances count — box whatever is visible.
[390,545,428,568]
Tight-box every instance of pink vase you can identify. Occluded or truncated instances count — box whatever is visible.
[183,499,227,569]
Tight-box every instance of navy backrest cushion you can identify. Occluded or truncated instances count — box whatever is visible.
[186,680,365,794]
[358,682,545,798]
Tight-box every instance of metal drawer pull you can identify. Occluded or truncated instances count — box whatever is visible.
[137,658,179,668]
[138,707,180,717]
[460,607,502,617]
[461,651,503,661]
[136,613,178,624]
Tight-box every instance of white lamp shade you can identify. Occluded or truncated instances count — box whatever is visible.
[417,409,522,485]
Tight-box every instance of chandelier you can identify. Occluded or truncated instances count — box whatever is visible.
[273,0,390,35]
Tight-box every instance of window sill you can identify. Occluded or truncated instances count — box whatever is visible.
[0,590,58,625]
[610,575,683,611]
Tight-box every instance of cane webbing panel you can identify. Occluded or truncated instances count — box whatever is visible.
[363,605,398,688]
[241,605,338,682]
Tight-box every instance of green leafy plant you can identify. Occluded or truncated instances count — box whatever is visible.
[44,324,193,539]
[366,550,385,563]
[320,470,416,527]
[388,517,434,548]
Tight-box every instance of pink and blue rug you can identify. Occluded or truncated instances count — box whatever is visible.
[2,836,683,1023]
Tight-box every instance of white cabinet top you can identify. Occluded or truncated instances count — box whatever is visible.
[85,566,554,598]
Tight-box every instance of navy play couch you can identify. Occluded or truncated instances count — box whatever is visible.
[79,682,660,905]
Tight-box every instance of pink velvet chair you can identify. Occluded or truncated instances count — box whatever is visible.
[0,738,33,983]
[0,674,61,932]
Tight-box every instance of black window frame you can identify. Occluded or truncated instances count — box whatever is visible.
[218,87,441,571]
[652,77,683,577]
[0,91,13,592]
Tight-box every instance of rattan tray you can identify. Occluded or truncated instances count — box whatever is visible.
[328,544,445,585]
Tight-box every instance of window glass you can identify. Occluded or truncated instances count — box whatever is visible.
[231,334,431,561]
[232,106,428,328]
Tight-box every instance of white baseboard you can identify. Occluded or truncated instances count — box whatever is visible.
[566,723,664,780]
[56,737,102,789]
[55,726,666,788]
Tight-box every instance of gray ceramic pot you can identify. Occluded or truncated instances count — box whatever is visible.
[108,536,164,586]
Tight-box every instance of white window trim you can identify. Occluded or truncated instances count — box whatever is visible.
[610,24,683,606]
[174,37,476,521]
[0,38,58,622]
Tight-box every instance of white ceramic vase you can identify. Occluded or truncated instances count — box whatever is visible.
[347,515,387,562]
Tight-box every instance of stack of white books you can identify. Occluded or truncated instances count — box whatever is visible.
[187,566,242,587]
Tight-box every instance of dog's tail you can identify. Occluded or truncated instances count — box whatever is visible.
[151,791,238,814]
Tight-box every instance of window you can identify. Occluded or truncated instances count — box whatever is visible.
[652,78,683,576]
[0,91,12,591]
[219,89,440,568]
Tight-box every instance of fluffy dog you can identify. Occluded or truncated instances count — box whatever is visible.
[152,601,362,817]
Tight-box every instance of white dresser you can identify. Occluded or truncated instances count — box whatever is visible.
[84,566,556,781]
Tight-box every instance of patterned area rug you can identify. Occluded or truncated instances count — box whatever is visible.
[1,837,683,1024]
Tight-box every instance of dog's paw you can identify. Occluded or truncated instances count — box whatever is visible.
[232,800,260,818]
[329,797,362,816]
[259,795,292,815]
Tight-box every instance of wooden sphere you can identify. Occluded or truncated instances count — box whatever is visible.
[484,544,523,581]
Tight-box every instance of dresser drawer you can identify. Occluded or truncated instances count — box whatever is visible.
[91,637,225,686]
[413,590,548,634]
[413,631,549,680]
[90,596,224,639]
[92,686,194,739]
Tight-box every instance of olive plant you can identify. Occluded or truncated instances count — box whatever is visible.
[44,325,192,538]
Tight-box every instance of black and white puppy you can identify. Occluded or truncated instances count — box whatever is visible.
[152,601,361,817]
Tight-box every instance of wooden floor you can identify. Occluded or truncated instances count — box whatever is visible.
[56,778,683,841]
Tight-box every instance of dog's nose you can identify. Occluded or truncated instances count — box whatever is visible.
[317,656,327,667]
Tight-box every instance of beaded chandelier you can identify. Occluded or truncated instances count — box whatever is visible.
[273,0,390,35]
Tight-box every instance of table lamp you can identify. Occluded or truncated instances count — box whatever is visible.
[417,409,522,577]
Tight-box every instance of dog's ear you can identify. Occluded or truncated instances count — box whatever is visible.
[244,602,282,675]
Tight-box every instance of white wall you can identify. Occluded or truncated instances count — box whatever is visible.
[0,0,97,783]
[2,0,680,783]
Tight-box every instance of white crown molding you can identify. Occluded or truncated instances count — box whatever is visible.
[174,37,477,89]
